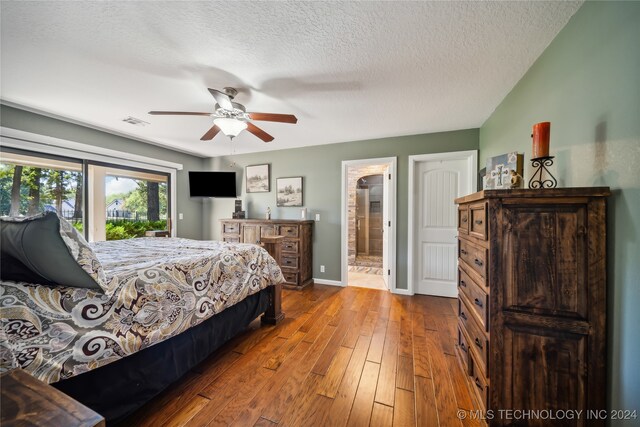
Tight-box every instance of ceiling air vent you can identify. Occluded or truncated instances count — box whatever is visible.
[122,116,149,127]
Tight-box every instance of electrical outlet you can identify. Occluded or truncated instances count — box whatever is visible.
[315,214,320,221]
[320,265,325,273]
[179,213,184,220]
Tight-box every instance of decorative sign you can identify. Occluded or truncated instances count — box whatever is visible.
[485,152,524,189]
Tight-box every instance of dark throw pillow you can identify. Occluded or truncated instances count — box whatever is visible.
[0,212,106,291]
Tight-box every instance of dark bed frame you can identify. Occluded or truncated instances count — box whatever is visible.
[53,238,285,424]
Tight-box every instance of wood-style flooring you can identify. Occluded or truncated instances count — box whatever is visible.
[123,284,481,427]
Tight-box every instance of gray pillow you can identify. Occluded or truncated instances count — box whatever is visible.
[0,212,107,291]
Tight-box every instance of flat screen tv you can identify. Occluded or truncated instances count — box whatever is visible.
[189,171,237,198]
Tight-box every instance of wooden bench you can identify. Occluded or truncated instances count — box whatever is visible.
[1,369,105,426]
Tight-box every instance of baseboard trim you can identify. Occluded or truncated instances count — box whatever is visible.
[312,278,345,287]
[391,288,413,295]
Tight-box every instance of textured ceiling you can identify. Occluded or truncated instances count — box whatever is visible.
[0,1,582,157]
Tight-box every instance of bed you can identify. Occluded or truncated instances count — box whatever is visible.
[0,213,284,422]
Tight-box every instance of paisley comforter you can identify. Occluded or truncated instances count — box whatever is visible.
[0,237,284,383]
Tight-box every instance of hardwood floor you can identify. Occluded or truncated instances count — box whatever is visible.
[123,284,481,427]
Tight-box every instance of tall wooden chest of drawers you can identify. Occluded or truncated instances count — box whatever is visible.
[220,219,313,290]
[455,188,609,426]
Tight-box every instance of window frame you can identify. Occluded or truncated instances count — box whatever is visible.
[87,160,171,241]
[0,147,86,230]
[1,128,181,238]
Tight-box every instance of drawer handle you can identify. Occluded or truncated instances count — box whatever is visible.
[475,219,483,225]
[460,311,467,321]
[462,217,468,223]
[459,280,467,288]
[474,337,483,349]
[460,342,467,352]
[475,377,483,391]
[474,259,483,267]
[474,298,483,308]
[460,249,468,255]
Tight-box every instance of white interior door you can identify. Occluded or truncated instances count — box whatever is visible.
[415,158,471,297]
[382,167,390,288]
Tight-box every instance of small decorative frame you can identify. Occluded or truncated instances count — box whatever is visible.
[276,176,303,207]
[246,164,270,193]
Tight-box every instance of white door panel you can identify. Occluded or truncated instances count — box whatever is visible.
[415,158,470,297]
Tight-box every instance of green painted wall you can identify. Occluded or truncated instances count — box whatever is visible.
[0,105,206,239]
[479,2,640,420]
[203,129,479,290]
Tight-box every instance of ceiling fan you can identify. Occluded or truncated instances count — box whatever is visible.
[149,87,297,142]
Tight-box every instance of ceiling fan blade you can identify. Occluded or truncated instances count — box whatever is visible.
[208,88,234,111]
[246,122,274,143]
[148,111,212,116]
[200,125,222,141]
[248,112,298,124]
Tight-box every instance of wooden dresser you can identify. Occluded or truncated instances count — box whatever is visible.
[455,188,609,426]
[220,219,313,290]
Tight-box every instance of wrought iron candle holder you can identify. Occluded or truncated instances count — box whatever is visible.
[528,156,557,189]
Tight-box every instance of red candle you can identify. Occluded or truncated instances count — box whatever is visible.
[532,122,550,158]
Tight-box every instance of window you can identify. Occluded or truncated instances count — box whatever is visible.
[88,164,169,241]
[0,150,84,232]
[0,148,172,242]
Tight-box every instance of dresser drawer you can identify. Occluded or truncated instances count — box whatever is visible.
[279,225,299,238]
[458,296,489,375]
[282,240,299,253]
[223,236,240,243]
[282,271,299,285]
[458,206,469,234]
[458,239,474,267]
[469,346,489,411]
[281,255,299,269]
[469,244,487,281]
[460,240,487,282]
[457,324,471,375]
[458,268,489,330]
[222,222,240,234]
[469,203,487,240]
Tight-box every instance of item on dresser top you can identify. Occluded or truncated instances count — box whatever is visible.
[528,156,558,189]
[531,121,551,159]
[484,152,524,190]
[509,170,523,189]
[235,199,242,212]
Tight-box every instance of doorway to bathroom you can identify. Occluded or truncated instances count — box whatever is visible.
[341,157,396,292]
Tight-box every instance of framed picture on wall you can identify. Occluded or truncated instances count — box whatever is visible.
[246,164,270,193]
[276,176,303,207]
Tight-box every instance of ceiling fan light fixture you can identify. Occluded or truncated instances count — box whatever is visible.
[214,117,248,138]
